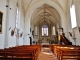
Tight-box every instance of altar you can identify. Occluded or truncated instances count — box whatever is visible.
[41,38,49,43]
[41,43,50,47]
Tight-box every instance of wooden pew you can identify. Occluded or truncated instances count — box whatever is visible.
[0,49,6,59]
[50,44,80,60]
[0,45,41,60]
[56,45,80,60]
[50,44,63,56]
[13,45,41,60]
[60,49,80,60]
[13,49,34,60]
[15,44,41,59]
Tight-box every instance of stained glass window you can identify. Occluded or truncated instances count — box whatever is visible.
[42,24,48,36]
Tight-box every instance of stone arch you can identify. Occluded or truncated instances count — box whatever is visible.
[24,0,68,44]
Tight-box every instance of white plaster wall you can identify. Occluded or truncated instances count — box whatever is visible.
[8,0,17,47]
[74,3,80,45]
[18,1,24,45]
[66,1,80,45]
[8,0,24,47]
[0,0,24,47]
[0,0,8,49]
[18,12,24,45]
[66,1,74,45]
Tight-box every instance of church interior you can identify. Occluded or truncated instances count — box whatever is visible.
[0,0,80,60]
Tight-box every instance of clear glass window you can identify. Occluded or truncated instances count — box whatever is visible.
[70,5,77,28]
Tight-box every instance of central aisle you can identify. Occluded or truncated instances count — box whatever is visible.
[37,47,58,60]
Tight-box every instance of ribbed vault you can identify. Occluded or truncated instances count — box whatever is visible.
[31,4,61,26]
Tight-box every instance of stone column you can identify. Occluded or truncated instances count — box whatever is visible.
[23,16,30,45]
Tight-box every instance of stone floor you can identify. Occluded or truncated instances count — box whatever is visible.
[37,47,77,60]
[37,47,58,60]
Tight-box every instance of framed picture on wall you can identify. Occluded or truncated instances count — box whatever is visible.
[0,12,3,34]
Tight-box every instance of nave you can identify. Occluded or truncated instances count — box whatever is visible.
[37,46,77,60]
[37,47,58,60]
[0,44,80,60]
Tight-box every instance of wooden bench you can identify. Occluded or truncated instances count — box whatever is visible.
[56,45,80,60]
[60,49,80,60]
[50,44,80,60]
[0,45,41,60]
[50,44,63,56]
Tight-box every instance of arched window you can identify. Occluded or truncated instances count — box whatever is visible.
[34,26,37,35]
[15,3,20,38]
[70,5,77,28]
[16,4,20,29]
[42,24,48,36]
[52,26,56,35]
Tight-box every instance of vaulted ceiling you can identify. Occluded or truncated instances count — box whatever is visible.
[31,4,60,25]
[21,0,68,13]
[21,0,69,26]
